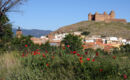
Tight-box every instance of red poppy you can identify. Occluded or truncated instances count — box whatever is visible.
[21,53,24,57]
[96,52,99,56]
[77,54,80,57]
[38,52,40,55]
[100,69,103,72]
[63,47,65,50]
[45,50,48,53]
[86,58,90,61]
[67,45,70,48]
[123,74,127,79]
[36,49,39,51]
[112,56,116,59]
[33,53,37,55]
[80,60,83,63]
[80,57,83,60]
[85,52,88,55]
[46,63,49,67]
[42,54,46,58]
[92,59,95,62]
[25,44,28,47]
[73,51,76,54]
[81,55,84,57]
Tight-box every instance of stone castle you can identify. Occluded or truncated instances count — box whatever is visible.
[88,11,126,23]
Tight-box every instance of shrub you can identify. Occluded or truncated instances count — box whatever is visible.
[61,34,83,51]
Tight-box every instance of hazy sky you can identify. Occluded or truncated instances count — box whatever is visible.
[8,0,130,30]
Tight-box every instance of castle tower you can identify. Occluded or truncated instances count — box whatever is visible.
[103,11,107,15]
[16,27,22,38]
[95,12,99,15]
[88,13,92,21]
[110,10,115,19]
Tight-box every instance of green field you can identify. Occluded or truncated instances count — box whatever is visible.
[0,48,130,80]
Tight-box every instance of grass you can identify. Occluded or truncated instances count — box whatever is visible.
[52,21,130,39]
[0,49,130,80]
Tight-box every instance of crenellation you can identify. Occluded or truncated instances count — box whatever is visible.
[88,10,126,23]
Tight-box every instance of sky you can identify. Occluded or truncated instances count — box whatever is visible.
[8,0,130,31]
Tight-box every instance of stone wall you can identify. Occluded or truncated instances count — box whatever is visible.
[88,11,126,23]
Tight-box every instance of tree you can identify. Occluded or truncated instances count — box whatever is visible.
[81,31,90,36]
[0,0,27,39]
[61,34,83,51]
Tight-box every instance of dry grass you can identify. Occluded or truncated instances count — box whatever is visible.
[52,21,130,39]
[0,51,21,78]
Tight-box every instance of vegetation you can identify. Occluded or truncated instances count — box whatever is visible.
[0,45,130,80]
[81,31,90,36]
[0,1,130,80]
[52,21,130,39]
[61,34,83,51]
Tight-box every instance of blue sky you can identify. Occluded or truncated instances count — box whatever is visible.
[8,0,130,31]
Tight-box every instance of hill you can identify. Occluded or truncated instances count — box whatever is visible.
[51,21,130,39]
[12,28,52,37]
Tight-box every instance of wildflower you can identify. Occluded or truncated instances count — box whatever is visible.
[25,44,28,47]
[85,52,88,55]
[77,54,80,57]
[113,56,116,59]
[36,49,39,51]
[100,69,103,72]
[46,63,49,67]
[33,51,37,55]
[81,55,84,57]
[67,45,70,48]
[63,47,65,50]
[38,52,40,55]
[21,53,24,57]
[96,52,99,56]
[92,59,95,62]
[80,60,83,63]
[33,53,37,55]
[80,57,83,60]
[123,74,127,79]
[42,54,46,58]
[86,58,90,61]
[45,50,48,53]
[73,51,76,54]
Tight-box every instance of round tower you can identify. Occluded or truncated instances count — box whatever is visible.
[88,13,92,21]
[110,10,115,19]
[16,27,22,38]
[103,11,107,15]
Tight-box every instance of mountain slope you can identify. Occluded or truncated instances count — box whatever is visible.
[51,21,130,39]
[12,28,52,37]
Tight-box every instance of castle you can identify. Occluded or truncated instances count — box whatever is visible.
[88,11,126,23]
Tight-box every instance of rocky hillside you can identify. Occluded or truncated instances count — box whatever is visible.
[51,21,130,39]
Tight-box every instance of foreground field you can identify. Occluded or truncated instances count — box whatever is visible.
[0,49,130,80]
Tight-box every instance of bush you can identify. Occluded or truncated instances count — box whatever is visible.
[61,34,83,51]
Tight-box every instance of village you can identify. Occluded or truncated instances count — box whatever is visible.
[16,27,130,51]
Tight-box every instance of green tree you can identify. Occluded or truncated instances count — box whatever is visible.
[62,34,83,51]
[11,35,34,51]
[81,31,90,36]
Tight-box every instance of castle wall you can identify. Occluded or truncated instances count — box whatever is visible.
[88,11,126,23]
[95,14,105,21]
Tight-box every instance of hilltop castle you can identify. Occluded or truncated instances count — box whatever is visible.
[88,11,126,23]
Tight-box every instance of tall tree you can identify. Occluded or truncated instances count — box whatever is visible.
[0,0,26,39]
